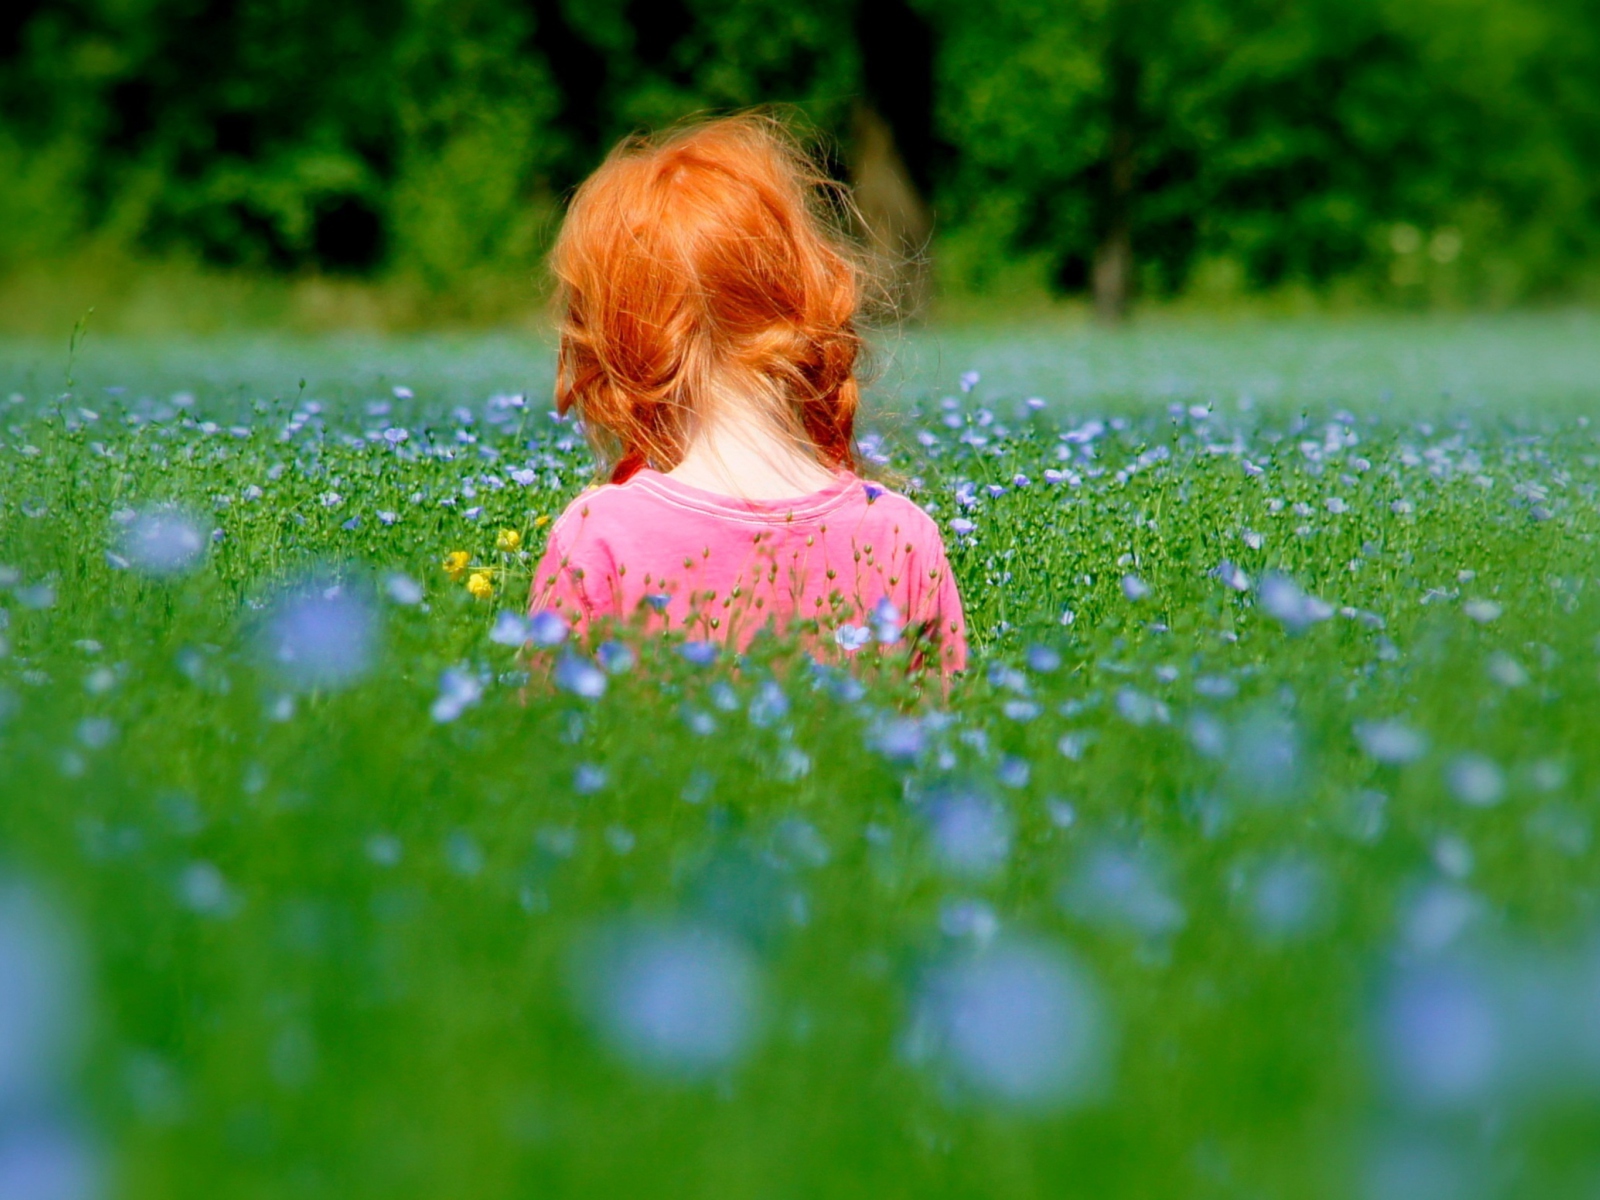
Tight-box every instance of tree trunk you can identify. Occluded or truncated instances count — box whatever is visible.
[849,102,934,318]
[1094,16,1139,324]
[1093,202,1132,324]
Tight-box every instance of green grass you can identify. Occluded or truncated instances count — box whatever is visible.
[2,315,1600,1198]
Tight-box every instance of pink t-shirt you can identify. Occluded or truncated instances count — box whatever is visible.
[529,468,967,673]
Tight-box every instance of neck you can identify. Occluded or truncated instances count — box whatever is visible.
[665,402,841,499]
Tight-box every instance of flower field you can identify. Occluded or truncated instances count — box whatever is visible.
[3,317,1600,1198]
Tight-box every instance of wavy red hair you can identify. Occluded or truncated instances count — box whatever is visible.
[551,113,866,484]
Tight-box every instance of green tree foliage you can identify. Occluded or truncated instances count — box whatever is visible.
[1,0,1597,309]
[925,0,1600,309]
[0,0,857,283]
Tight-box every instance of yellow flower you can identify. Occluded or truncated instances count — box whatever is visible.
[467,571,494,600]
[534,514,551,529]
[443,550,470,581]
[496,527,522,552]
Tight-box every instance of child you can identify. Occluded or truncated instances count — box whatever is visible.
[529,114,966,675]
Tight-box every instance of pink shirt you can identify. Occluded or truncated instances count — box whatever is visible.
[529,468,967,673]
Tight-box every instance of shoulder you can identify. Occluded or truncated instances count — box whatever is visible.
[858,483,946,549]
[548,478,657,542]
[537,485,608,564]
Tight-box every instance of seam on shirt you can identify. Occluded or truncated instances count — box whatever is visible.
[625,472,864,524]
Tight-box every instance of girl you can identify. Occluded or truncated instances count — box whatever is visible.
[529,114,966,675]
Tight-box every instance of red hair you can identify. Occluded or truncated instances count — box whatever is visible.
[551,113,866,484]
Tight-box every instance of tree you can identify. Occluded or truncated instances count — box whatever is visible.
[1,0,1597,308]
[922,0,1600,315]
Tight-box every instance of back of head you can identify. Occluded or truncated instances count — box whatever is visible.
[552,113,865,483]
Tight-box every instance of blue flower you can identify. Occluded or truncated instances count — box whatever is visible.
[555,652,607,700]
[679,641,718,667]
[1026,644,1062,673]
[871,716,924,762]
[1213,561,1252,593]
[120,506,206,577]
[871,597,904,644]
[489,610,531,646]
[528,610,569,647]
[262,582,377,692]
[596,641,636,674]
[431,668,484,722]
[835,624,871,653]
[747,680,789,727]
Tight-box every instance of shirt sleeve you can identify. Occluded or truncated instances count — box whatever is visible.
[528,513,600,640]
[924,543,968,675]
[905,523,967,677]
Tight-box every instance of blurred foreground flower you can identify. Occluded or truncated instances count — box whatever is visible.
[904,937,1112,1109]
[571,919,764,1079]
[555,652,606,699]
[1356,720,1429,766]
[1446,754,1505,808]
[869,715,924,762]
[1259,572,1334,632]
[0,1116,104,1200]
[1237,854,1333,944]
[835,624,870,653]
[1373,934,1600,1116]
[0,882,86,1107]
[489,611,530,647]
[529,610,569,648]
[117,506,206,577]
[431,668,483,723]
[384,572,423,605]
[921,789,1013,879]
[0,879,103,1200]
[595,641,635,673]
[679,641,717,667]
[259,580,378,691]
[871,598,904,644]
[1061,843,1187,941]
[1213,560,1252,593]
[1229,707,1303,801]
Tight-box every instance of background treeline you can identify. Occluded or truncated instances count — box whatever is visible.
[3,0,1599,326]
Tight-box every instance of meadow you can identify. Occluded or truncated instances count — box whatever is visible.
[3,312,1600,1198]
